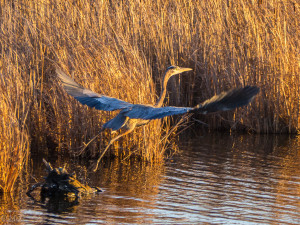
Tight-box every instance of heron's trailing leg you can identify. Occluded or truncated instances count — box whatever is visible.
[93,127,135,172]
[77,128,105,156]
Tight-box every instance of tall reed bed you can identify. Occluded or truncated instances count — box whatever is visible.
[0,0,299,192]
[0,63,30,193]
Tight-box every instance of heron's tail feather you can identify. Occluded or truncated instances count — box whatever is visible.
[194,86,259,114]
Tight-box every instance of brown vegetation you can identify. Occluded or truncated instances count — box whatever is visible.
[0,0,299,192]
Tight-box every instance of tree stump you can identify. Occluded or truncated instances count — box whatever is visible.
[27,159,102,199]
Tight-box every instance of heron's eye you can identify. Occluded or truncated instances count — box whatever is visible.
[167,65,176,70]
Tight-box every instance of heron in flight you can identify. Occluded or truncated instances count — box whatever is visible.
[56,66,259,171]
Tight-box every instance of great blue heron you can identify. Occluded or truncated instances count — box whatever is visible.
[56,66,259,171]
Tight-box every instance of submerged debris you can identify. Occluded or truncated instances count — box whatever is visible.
[27,159,102,199]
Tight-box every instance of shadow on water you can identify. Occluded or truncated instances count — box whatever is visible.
[0,134,299,224]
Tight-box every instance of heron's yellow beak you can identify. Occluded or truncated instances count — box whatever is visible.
[179,67,193,73]
[174,67,192,75]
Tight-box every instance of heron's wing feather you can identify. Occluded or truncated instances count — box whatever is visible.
[56,68,133,111]
[123,105,194,120]
[194,86,259,114]
[123,86,259,120]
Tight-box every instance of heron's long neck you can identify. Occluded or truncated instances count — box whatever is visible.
[154,73,170,107]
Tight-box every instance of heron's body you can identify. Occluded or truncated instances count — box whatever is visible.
[119,118,149,130]
[103,112,149,131]
[56,66,259,171]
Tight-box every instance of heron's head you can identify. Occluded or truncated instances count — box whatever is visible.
[165,65,192,79]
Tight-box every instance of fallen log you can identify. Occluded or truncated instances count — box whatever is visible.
[27,159,102,199]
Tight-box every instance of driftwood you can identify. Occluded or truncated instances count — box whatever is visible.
[27,159,102,199]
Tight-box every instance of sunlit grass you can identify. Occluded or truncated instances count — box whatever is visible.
[0,67,29,193]
[0,0,299,192]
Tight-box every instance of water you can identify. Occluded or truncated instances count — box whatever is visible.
[1,134,300,224]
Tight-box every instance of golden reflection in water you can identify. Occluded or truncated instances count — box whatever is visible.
[43,158,166,224]
[0,193,22,224]
[1,134,299,224]
[273,135,300,221]
[21,156,166,224]
[90,159,165,222]
[89,158,165,194]
[176,134,300,223]
[210,134,300,222]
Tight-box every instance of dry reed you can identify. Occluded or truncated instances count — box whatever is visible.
[0,0,299,191]
[0,64,30,193]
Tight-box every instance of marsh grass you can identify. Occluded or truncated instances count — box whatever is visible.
[0,0,299,191]
[0,66,30,193]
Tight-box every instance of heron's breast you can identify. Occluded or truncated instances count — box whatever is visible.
[122,118,149,129]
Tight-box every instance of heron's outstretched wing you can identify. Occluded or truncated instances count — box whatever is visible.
[194,86,259,114]
[56,68,133,111]
[123,105,194,120]
[123,86,259,120]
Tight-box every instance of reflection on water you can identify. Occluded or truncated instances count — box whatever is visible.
[0,134,299,224]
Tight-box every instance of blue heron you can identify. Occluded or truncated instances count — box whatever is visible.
[56,66,259,171]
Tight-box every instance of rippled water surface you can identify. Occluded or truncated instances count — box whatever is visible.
[1,134,300,224]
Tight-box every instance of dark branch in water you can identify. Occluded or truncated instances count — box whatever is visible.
[27,159,102,200]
